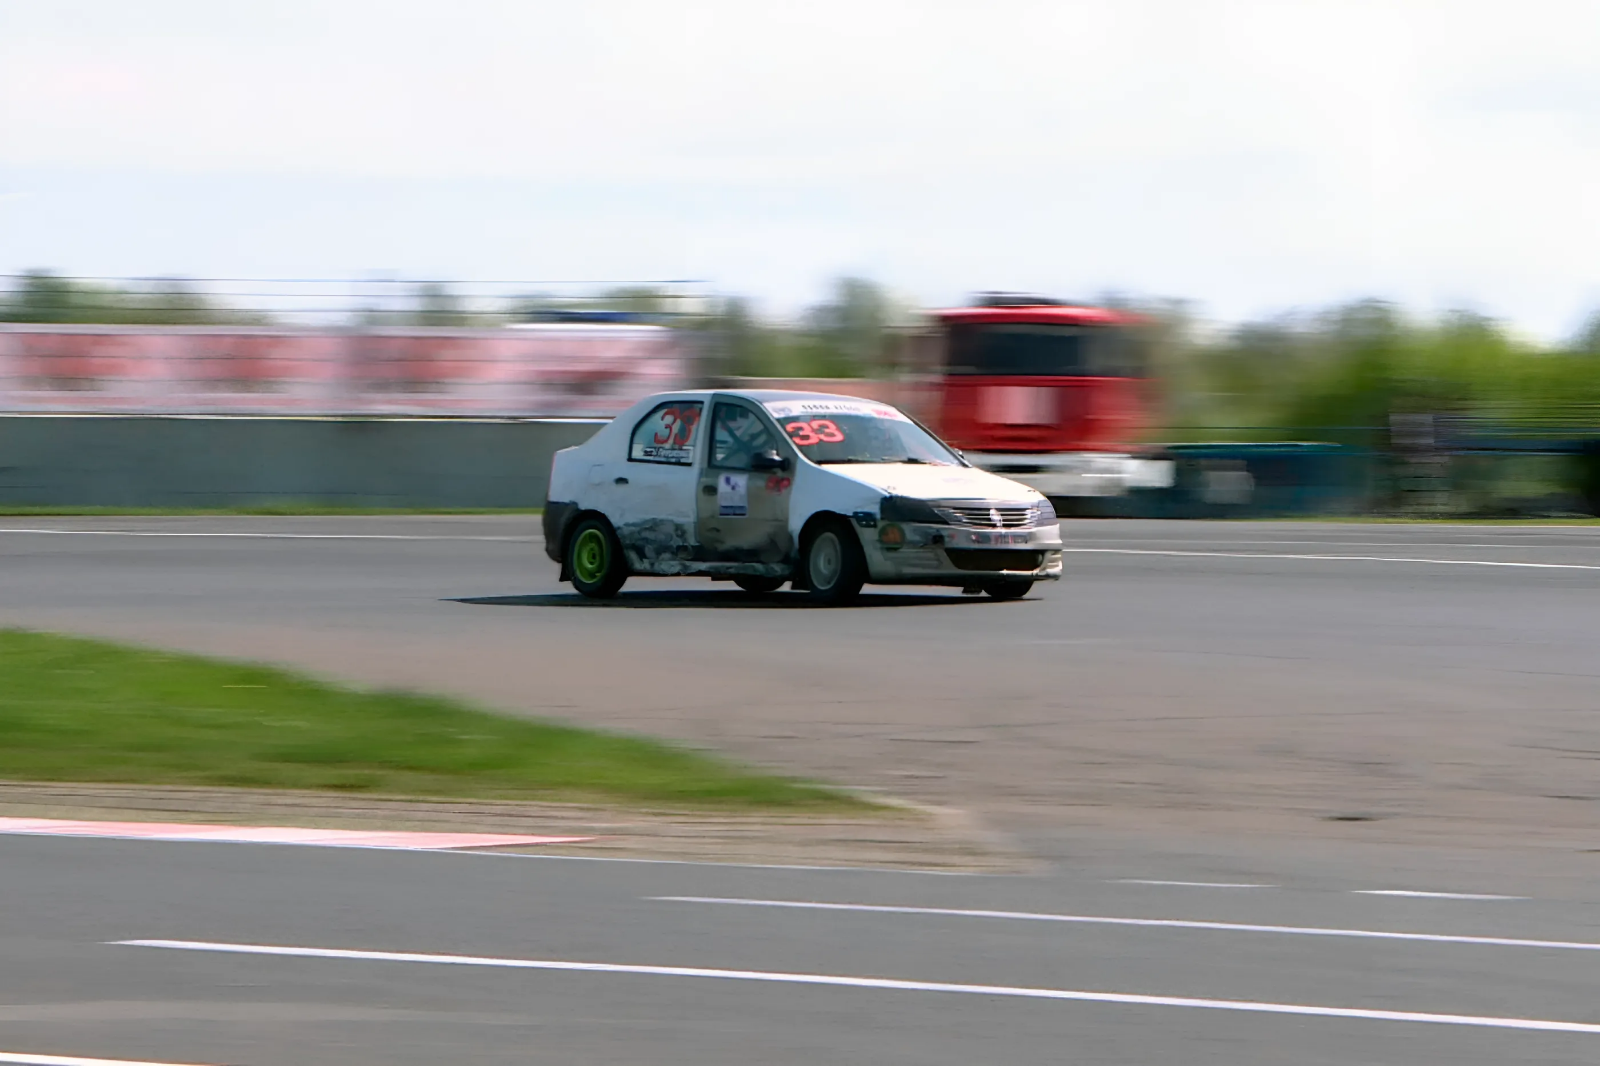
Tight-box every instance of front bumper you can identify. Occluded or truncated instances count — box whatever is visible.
[963,452,1175,497]
[863,521,1064,584]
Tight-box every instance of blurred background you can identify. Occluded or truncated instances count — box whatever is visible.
[1,0,1596,517]
[4,7,1600,1063]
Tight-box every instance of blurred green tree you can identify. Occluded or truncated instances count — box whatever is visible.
[0,270,265,325]
[800,276,891,378]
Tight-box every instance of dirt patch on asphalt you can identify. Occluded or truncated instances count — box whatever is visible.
[0,782,1032,873]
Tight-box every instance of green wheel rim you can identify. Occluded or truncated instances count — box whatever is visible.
[572,528,608,585]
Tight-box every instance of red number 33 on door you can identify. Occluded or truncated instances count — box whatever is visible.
[784,419,844,446]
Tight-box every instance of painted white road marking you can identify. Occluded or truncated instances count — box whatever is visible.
[1062,548,1600,571]
[1113,879,1275,889]
[654,897,1591,952]
[1356,890,1528,901]
[0,528,528,542]
[0,817,589,851]
[1070,538,1600,550]
[117,939,1600,1035]
[0,1052,213,1066]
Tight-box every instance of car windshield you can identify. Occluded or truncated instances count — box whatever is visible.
[761,399,960,465]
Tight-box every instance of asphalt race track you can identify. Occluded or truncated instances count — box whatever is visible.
[3,518,1600,1064]
[4,835,1600,1065]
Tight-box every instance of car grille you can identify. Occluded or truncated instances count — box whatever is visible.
[934,503,1039,529]
[946,549,1044,572]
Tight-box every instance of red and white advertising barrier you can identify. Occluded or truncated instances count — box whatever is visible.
[0,324,694,418]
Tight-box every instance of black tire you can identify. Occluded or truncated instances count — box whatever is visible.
[566,517,628,599]
[802,519,867,605]
[733,575,786,594]
[984,580,1034,600]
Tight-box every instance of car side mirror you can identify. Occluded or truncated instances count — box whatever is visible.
[751,449,791,472]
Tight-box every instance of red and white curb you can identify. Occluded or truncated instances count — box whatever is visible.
[0,817,591,851]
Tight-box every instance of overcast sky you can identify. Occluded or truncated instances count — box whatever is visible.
[1,0,1595,338]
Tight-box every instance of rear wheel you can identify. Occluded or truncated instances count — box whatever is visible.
[802,521,866,605]
[733,575,785,594]
[567,518,628,599]
[984,579,1034,600]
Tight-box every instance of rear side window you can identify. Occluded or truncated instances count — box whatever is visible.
[629,401,703,464]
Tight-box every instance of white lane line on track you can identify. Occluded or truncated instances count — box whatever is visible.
[1071,539,1600,550]
[0,1053,212,1066]
[1062,548,1600,571]
[1113,879,1275,889]
[653,897,1590,952]
[0,528,529,541]
[116,938,1600,1035]
[1356,890,1528,901]
[0,834,974,876]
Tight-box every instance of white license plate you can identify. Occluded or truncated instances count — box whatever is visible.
[967,531,1030,545]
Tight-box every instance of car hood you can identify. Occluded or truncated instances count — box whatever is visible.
[816,463,1041,502]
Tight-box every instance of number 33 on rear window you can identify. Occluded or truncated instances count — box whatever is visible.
[785,419,844,446]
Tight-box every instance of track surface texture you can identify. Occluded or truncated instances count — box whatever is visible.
[4,518,1600,1063]
[3,518,1597,853]
[4,836,1600,1065]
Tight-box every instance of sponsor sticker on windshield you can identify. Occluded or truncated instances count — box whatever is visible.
[763,399,909,422]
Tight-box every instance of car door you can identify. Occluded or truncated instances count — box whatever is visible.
[696,398,795,566]
[614,398,705,573]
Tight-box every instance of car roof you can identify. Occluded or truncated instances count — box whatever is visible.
[627,388,895,413]
[713,388,888,405]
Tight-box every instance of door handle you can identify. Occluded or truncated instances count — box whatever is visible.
[614,476,629,485]
[701,484,716,496]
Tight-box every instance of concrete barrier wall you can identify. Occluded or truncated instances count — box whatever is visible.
[0,416,605,509]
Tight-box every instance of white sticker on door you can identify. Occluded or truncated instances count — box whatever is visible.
[717,473,749,516]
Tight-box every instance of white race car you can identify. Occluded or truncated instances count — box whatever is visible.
[543,389,1064,604]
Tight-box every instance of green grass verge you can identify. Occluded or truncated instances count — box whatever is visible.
[0,505,542,516]
[0,629,864,810]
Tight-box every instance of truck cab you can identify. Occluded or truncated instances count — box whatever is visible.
[906,295,1173,499]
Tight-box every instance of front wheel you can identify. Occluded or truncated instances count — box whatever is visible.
[802,521,867,605]
[984,579,1034,600]
[567,518,628,599]
[733,575,786,594]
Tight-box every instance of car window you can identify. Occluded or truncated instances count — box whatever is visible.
[629,401,703,464]
[708,402,777,470]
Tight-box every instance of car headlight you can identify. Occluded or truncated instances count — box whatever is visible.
[879,495,945,524]
[1033,498,1057,524]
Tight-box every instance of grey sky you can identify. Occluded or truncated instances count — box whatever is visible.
[1,0,1595,338]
